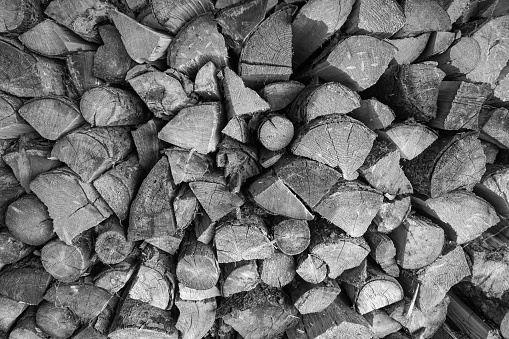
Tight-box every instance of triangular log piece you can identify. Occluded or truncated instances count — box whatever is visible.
[66,51,105,97]
[273,219,310,256]
[364,232,399,277]
[167,13,228,78]
[145,234,184,255]
[176,297,216,339]
[150,0,213,35]
[345,0,405,38]
[291,114,376,180]
[403,131,486,198]
[479,107,509,149]
[393,0,451,38]
[93,25,134,83]
[220,260,259,297]
[289,279,341,315]
[158,102,223,154]
[362,309,402,338]
[474,164,509,218]
[259,250,295,288]
[313,179,383,237]
[299,35,396,92]
[18,96,84,141]
[221,116,250,143]
[257,113,294,151]
[30,167,112,244]
[428,37,482,78]
[95,217,133,265]
[0,0,43,34]
[0,92,33,139]
[35,301,80,338]
[309,219,370,279]
[173,185,198,234]
[389,213,445,270]
[389,33,431,65]
[131,119,162,172]
[259,80,304,111]
[51,126,133,183]
[348,98,395,131]
[128,155,177,241]
[287,82,361,124]
[417,31,457,60]
[165,148,215,185]
[194,61,221,101]
[94,254,136,294]
[295,252,327,284]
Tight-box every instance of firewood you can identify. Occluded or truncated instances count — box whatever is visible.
[136,4,166,30]
[482,141,499,164]
[0,139,13,167]
[363,309,402,338]
[359,140,413,195]
[80,87,148,127]
[0,295,26,333]
[437,0,471,23]
[0,0,43,34]
[0,38,65,97]
[300,35,396,91]
[173,186,198,234]
[364,232,399,277]
[345,0,405,38]
[474,165,509,217]
[393,0,452,38]
[309,219,370,279]
[389,33,431,65]
[259,147,284,168]
[158,102,223,154]
[176,297,217,339]
[403,131,486,198]
[272,219,310,256]
[108,298,178,339]
[66,52,104,97]
[289,279,341,315]
[150,0,213,35]
[338,257,368,288]
[257,113,294,151]
[131,119,162,172]
[178,283,221,301]
[0,92,32,139]
[36,300,79,339]
[73,327,108,339]
[0,230,34,265]
[291,114,377,180]
[314,179,383,237]
[218,284,298,339]
[259,81,304,111]
[0,168,24,227]
[220,260,259,297]
[168,13,228,78]
[94,254,137,294]
[17,96,84,141]
[195,61,221,100]
[145,233,183,255]
[95,217,133,264]
[428,37,482,78]
[287,82,361,125]
[128,155,177,242]
[8,306,44,339]
[93,154,145,221]
[292,0,355,68]
[259,250,295,288]
[418,31,457,60]
[165,148,214,185]
[385,332,413,339]
[221,116,250,143]
[348,98,395,131]
[214,211,273,263]
[296,252,327,284]
[94,295,119,335]
[40,232,94,282]
[0,256,52,305]
[248,171,313,220]
[479,107,509,149]
[190,178,244,222]
[93,25,134,83]
[376,123,438,161]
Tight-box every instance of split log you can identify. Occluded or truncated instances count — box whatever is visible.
[131,119,162,172]
[128,155,177,242]
[176,297,216,339]
[168,13,228,78]
[150,0,213,35]
[412,190,500,244]
[0,38,65,97]
[259,147,284,168]
[429,37,482,78]
[94,295,119,335]
[259,81,304,111]
[393,0,452,38]
[51,126,133,183]
[95,217,133,264]
[289,279,341,315]
[364,232,399,277]
[437,0,471,23]
[309,219,370,279]
[165,148,214,185]
[389,33,431,65]
[313,179,383,237]
[40,232,94,282]
[259,250,295,288]
[483,141,499,164]
[93,154,145,221]
[0,92,32,139]
[295,252,327,284]
[8,306,45,339]
[418,31,457,60]
[30,167,112,244]
[287,82,361,125]
[66,51,104,97]
[239,6,294,89]
[194,61,221,100]
[18,96,84,141]
[474,165,509,217]
[273,219,310,256]
[0,230,34,265]
[0,0,43,34]
[214,211,273,263]
[0,139,14,167]
[389,214,445,270]
[36,301,79,339]
[94,255,137,294]
[363,310,402,338]
[291,114,376,180]
[479,107,509,149]
[218,284,298,339]
[348,98,395,131]
[299,35,396,91]
[19,19,97,57]
[137,4,165,30]
[126,65,197,119]
[221,260,259,297]
[0,295,27,333]
[338,258,368,288]
[0,168,24,227]
[109,9,172,63]
[173,186,198,234]
[402,131,486,198]
[178,283,220,301]
[345,0,405,38]
[292,0,355,68]
[93,25,134,83]
[74,327,108,339]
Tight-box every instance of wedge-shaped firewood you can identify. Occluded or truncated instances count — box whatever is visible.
[30,167,112,244]
[296,252,327,284]
[178,284,221,301]
[418,31,457,60]
[389,33,431,65]
[412,191,500,245]
[259,80,304,111]
[93,25,134,83]
[0,296,27,335]
[67,51,105,97]
[94,255,137,294]
[0,167,24,227]
[403,131,486,198]
[314,180,383,237]
[239,6,293,89]
[0,0,43,34]
[0,92,33,139]
[394,0,451,38]
[479,107,509,149]
[259,250,295,288]
[429,37,482,78]
[348,98,395,131]
[291,114,376,180]
[292,0,355,68]
[273,219,310,256]
[173,186,198,234]
[221,260,259,297]
[0,230,34,265]
[346,0,405,38]
[300,35,396,91]
[165,148,214,185]
[128,155,177,241]
[159,102,223,154]
[194,61,221,100]
[377,122,438,161]
[0,38,65,97]
[363,309,402,338]
[36,300,80,338]
[176,297,216,339]
[289,279,341,315]
[309,220,370,279]
[151,0,213,34]
[218,284,298,339]
[18,96,84,141]
[131,119,162,171]
[359,141,413,195]
[475,165,509,218]
[95,217,133,265]
[364,232,399,277]
[221,116,249,143]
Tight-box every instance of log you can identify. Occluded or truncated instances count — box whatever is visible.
[131,119,162,172]
[474,165,509,217]
[93,25,134,83]
[0,167,24,227]
[0,295,27,333]
[345,0,405,38]
[291,114,377,180]
[94,254,137,294]
[0,230,34,265]
[292,0,355,68]
[289,279,341,315]
[259,147,284,168]
[479,107,509,149]
[220,260,259,297]
[95,217,133,265]
[313,179,383,237]
[73,327,108,339]
[239,6,294,89]
[165,147,214,185]
[93,154,145,221]
[483,141,499,164]
[256,113,294,151]
[295,252,327,284]
[389,33,431,65]
[286,82,361,125]
[364,232,399,277]
[377,123,438,161]
[176,297,216,339]
[437,0,471,23]
[348,98,395,131]
[393,0,452,38]
[173,185,198,234]
[259,81,304,111]
[418,31,457,60]
[0,140,14,167]
[428,37,482,78]
[389,214,445,270]
[35,301,79,339]
[158,102,224,154]
[273,219,310,256]
[0,92,33,139]
[363,310,402,338]
[30,167,112,245]
[17,96,84,141]
[94,295,119,335]
[259,250,295,288]
[0,0,43,34]
[0,38,65,97]
[402,131,486,198]
[150,0,213,35]
[178,283,221,301]
[194,61,221,101]
[338,257,368,288]
[66,51,105,97]
[299,35,396,91]
[8,306,45,339]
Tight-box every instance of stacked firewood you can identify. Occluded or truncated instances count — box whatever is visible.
[1,0,509,338]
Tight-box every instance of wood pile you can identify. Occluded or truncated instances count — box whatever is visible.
[1,0,509,338]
